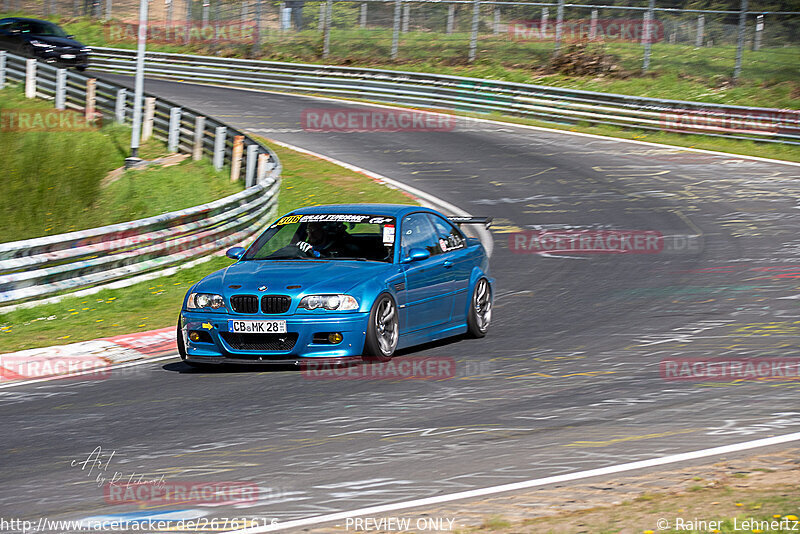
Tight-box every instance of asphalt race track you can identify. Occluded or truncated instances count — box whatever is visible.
[1,75,799,530]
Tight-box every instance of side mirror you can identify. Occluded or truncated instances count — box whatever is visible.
[403,248,430,263]
[226,246,246,260]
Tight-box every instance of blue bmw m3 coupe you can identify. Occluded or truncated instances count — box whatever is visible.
[177,204,493,366]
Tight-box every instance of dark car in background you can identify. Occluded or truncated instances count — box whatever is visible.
[0,17,90,70]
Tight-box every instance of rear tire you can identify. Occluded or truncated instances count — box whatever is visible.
[466,278,492,338]
[363,293,399,362]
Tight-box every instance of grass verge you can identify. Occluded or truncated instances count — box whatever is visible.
[461,484,800,534]
[0,140,417,352]
[0,84,241,242]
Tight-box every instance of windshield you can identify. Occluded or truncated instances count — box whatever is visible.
[18,21,69,37]
[243,214,396,262]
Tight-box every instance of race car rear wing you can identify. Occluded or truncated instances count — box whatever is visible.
[447,216,493,229]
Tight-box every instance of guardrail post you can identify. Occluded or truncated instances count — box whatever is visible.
[184,0,192,45]
[360,2,367,28]
[323,0,332,57]
[252,0,262,54]
[468,0,479,62]
[193,116,206,160]
[25,59,36,98]
[753,13,763,51]
[257,152,269,182]
[402,3,410,33]
[695,15,704,47]
[554,0,564,55]
[0,51,6,90]
[230,135,244,181]
[142,96,155,141]
[446,3,454,34]
[213,126,226,170]
[391,0,400,59]
[589,9,598,40]
[245,144,258,187]
[85,78,96,121]
[733,0,747,80]
[642,0,654,73]
[115,88,126,122]
[55,68,66,110]
[541,7,548,38]
[168,107,182,153]
[493,6,500,35]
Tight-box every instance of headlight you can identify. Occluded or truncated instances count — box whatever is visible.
[186,292,225,310]
[80,47,92,52]
[30,40,53,48]
[299,294,358,311]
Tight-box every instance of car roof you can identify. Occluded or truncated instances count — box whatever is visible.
[0,17,55,23]
[290,204,439,218]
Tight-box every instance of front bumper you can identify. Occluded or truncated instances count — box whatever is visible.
[33,49,89,68]
[180,310,369,364]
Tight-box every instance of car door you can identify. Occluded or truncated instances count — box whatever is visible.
[400,212,454,333]
[427,213,471,322]
[0,21,15,51]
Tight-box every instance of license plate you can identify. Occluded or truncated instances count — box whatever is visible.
[61,54,76,59]
[228,319,287,334]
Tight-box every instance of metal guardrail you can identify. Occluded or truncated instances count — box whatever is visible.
[0,50,282,306]
[87,47,800,145]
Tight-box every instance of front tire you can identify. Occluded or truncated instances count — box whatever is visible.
[176,317,187,360]
[466,278,492,338]
[363,293,399,362]
[177,317,214,370]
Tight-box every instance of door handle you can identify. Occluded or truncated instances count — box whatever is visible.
[442,260,453,268]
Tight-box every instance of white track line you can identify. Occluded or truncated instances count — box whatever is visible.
[260,137,494,258]
[0,353,179,390]
[225,431,800,534]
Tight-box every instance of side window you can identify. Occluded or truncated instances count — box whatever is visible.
[400,213,440,257]
[428,214,466,253]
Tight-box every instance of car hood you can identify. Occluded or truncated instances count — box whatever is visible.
[27,35,84,48]
[198,260,395,298]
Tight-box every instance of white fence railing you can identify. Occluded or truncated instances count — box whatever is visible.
[86,47,800,145]
[0,50,282,307]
